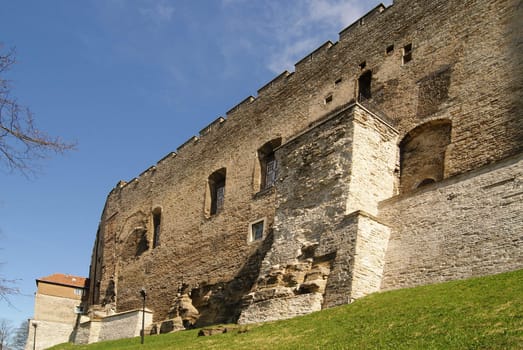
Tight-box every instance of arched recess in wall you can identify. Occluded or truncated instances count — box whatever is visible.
[206,168,226,216]
[399,119,452,193]
[121,227,149,260]
[254,138,282,192]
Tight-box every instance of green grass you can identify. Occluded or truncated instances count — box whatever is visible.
[51,269,523,350]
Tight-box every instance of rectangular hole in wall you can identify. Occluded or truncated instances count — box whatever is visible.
[386,44,394,54]
[334,78,342,85]
[325,95,333,104]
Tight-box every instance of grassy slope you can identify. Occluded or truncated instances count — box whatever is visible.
[52,269,523,350]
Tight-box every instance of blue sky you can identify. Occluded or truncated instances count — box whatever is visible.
[0,0,391,326]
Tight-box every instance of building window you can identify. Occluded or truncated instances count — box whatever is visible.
[208,168,226,215]
[152,208,161,248]
[74,288,84,296]
[386,44,394,54]
[249,219,266,242]
[74,305,84,314]
[402,43,412,64]
[257,138,282,191]
[358,70,372,101]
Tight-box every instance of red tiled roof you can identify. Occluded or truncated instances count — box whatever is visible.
[36,273,89,289]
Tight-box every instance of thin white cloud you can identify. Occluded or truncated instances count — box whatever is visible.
[139,0,175,23]
[306,0,365,29]
[267,37,319,74]
[220,0,379,74]
[261,0,365,73]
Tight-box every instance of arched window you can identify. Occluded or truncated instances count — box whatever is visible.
[152,208,162,248]
[207,168,226,215]
[358,70,372,101]
[257,138,281,191]
[399,119,451,193]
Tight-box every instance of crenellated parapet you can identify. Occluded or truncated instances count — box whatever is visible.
[107,2,397,196]
[339,4,387,41]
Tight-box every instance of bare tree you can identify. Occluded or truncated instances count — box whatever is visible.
[10,320,27,350]
[0,45,75,175]
[0,319,13,350]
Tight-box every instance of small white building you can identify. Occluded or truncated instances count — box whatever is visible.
[26,274,88,350]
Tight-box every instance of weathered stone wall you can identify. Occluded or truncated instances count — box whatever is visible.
[98,309,153,342]
[25,320,74,350]
[87,0,523,328]
[350,213,391,300]
[34,293,81,324]
[238,293,323,325]
[380,155,523,290]
[239,105,396,320]
[74,309,153,344]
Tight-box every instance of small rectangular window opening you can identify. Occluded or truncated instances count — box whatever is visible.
[403,43,412,64]
[250,220,265,242]
[386,44,394,54]
[334,78,342,85]
[324,95,333,104]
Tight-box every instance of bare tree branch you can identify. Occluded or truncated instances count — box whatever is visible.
[0,44,76,176]
[0,276,19,308]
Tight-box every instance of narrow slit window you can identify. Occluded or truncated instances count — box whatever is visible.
[325,95,333,104]
[153,209,161,248]
[403,43,412,64]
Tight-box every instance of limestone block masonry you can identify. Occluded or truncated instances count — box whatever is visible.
[80,0,523,342]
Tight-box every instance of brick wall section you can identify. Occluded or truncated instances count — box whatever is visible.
[25,321,74,350]
[350,213,391,300]
[379,155,523,290]
[87,0,523,326]
[238,293,323,325]
[346,106,397,215]
[34,294,80,324]
[74,310,152,344]
[98,309,153,342]
[245,105,395,314]
[264,106,357,271]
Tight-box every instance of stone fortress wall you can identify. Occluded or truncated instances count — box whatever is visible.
[82,0,522,341]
